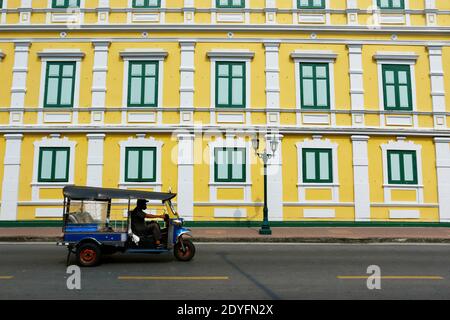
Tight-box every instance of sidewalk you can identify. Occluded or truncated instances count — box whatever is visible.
[2,227,450,243]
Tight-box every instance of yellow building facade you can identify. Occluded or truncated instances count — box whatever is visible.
[0,0,449,223]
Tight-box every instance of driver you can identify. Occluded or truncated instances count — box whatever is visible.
[130,199,165,247]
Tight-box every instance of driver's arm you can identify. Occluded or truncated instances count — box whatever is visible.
[144,213,165,220]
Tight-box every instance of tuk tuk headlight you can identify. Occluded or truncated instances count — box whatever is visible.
[173,219,183,226]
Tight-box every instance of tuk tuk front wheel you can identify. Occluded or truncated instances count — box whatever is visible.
[174,239,195,262]
[76,243,101,267]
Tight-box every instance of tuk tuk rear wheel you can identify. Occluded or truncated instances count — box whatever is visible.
[76,243,101,267]
[174,239,195,262]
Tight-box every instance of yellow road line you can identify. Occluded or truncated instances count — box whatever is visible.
[118,276,229,281]
[0,276,13,280]
[337,276,443,280]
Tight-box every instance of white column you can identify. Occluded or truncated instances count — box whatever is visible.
[10,40,31,125]
[177,134,194,221]
[267,134,283,221]
[265,0,277,24]
[352,135,371,222]
[19,0,32,24]
[179,40,196,125]
[86,134,105,187]
[347,44,365,127]
[346,0,358,25]
[97,0,110,23]
[264,41,280,126]
[425,0,437,26]
[434,138,450,222]
[91,40,110,124]
[183,0,195,23]
[427,45,446,129]
[0,134,23,221]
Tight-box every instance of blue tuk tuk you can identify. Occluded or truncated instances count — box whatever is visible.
[57,186,195,267]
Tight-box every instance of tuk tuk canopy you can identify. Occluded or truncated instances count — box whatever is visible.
[63,186,177,202]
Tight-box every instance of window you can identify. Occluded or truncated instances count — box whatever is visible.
[52,0,80,8]
[300,63,330,109]
[297,0,325,9]
[302,148,333,183]
[132,0,161,8]
[128,61,159,107]
[377,0,404,9]
[44,62,76,108]
[38,147,70,183]
[382,64,412,111]
[216,0,245,8]
[214,148,246,183]
[125,147,157,182]
[216,62,246,108]
[387,150,417,185]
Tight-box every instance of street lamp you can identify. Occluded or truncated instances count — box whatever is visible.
[251,136,279,235]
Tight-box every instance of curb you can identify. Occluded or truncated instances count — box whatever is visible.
[2,237,450,243]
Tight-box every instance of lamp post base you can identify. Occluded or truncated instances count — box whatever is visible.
[259,225,272,235]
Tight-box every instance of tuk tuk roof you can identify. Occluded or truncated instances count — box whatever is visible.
[63,186,176,202]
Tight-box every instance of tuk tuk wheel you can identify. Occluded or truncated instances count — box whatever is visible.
[76,243,101,267]
[174,239,195,262]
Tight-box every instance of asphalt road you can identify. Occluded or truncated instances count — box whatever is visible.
[1,242,450,300]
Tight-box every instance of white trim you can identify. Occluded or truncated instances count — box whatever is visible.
[179,40,196,125]
[380,138,424,204]
[347,44,365,127]
[266,133,283,221]
[264,41,280,125]
[389,209,420,219]
[351,135,371,221]
[177,134,194,221]
[293,0,330,25]
[35,208,63,218]
[91,41,110,125]
[295,136,339,203]
[118,135,164,192]
[211,0,250,24]
[1,0,8,24]
[127,0,166,24]
[427,46,447,129]
[372,0,410,26]
[9,41,31,125]
[86,133,105,188]
[31,136,77,202]
[46,0,85,25]
[434,137,450,222]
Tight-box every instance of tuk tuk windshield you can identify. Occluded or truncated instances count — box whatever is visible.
[165,200,179,218]
[66,200,109,226]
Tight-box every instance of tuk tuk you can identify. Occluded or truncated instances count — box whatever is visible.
[57,186,195,267]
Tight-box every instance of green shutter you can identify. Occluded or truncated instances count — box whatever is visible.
[300,63,330,109]
[44,61,76,108]
[132,0,161,8]
[52,0,80,8]
[297,0,325,9]
[216,0,245,8]
[302,148,333,183]
[38,147,70,183]
[387,150,418,185]
[215,62,246,108]
[214,148,246,183]
[125,147,157,182]
[382,64,413,111]
[377,0,405,9]
[128,61,159,107]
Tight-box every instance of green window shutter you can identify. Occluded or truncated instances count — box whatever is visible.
[132,0,161,8]
[216,62,246,108]
[382,64,413,111]
[52,0,80,8]
[216,0,245,8]
[387,150,418,185]
[297,0,325,9]
[44,61,76,108]
[300,63,330,109]
[377,0,405,9]
[38,147,70,183]
[302,148,333,183]
[128,61,159,107]
[214,148,246,183]
[125,147,157,182]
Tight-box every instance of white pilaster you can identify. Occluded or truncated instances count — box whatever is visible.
[10,41,31,125]
[265,0,277,24]
[351,135,371,222]
[0,134,23,221]
[425,0,437,26]
[434,138,450,222]
[346,0,359,25]
[427,46,446,129]
[86,134,105,187]
[19,0,32,24]
[264,41,280,126]
[184,0,195,23]
[179,40,196,125]
[177,134,195,221]
[267,134,283,221]
[97,0,110,23]
[347,44,365,127]
[91,41,110,125]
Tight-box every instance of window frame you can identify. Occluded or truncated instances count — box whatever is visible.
[387,150,418,185]
[124,147,157,183]
[382,64,413,111]
[377,0,405,9]
[38,147,70,183]
[299,62,330,110]
[51,0,80,8]
[297,0,325,9]
[216,0,245,8]
[127,60,159,108]
[214,147,246,183]
[302,148,333,184]
[43,61,77,108]
[132,0,161,8]
[215,61,246,109]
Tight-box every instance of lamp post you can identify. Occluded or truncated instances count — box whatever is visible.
[251,136,279,235]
